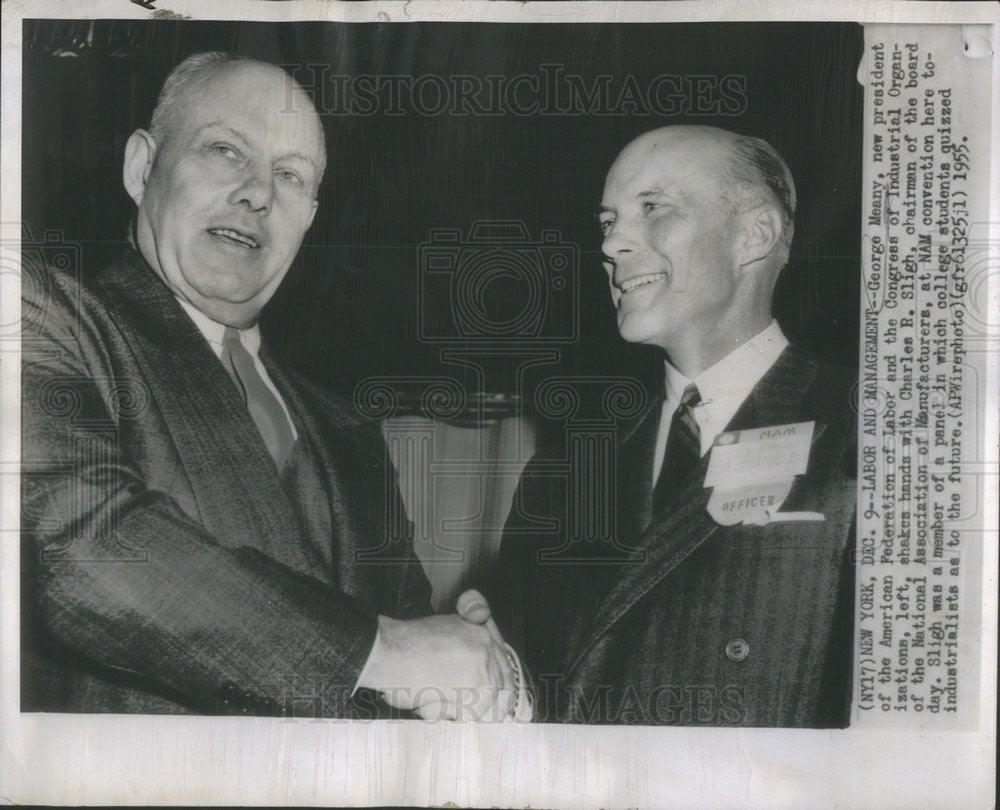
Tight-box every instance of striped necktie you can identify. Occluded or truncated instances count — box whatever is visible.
[221,326,296,469]
[652,383,702,513]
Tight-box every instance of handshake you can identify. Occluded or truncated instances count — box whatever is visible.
[356,589,531,722]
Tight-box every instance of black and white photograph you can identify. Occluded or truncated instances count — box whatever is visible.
[1,2,996,807]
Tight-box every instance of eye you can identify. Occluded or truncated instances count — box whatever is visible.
[642,201,663,214]
[598,216,615,236]
[211,143,241,161]
[275,168,304,186]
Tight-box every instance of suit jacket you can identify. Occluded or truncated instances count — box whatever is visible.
[21,248,431,716]
[494,345,856,726]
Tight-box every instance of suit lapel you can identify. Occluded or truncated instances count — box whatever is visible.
[96,250,309,571]
[259,349,346,576]
[564,345,819,680]
[724,345,818,435]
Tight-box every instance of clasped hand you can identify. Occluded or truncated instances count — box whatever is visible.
[358,589,522,721]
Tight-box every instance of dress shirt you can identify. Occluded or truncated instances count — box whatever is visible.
[176,298,298,442]
[652,320,789,485]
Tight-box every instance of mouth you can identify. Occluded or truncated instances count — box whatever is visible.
[207,227,261,250]
[618,272,667,295]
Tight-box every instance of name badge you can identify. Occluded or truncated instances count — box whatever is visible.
[707,480,795,526]
[704,421,814,489]
[704,421,819,527]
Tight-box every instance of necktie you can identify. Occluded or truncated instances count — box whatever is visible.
[221,327,296,469]
[652,383,702,513]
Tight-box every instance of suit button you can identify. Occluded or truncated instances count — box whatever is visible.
[725,637,750,662]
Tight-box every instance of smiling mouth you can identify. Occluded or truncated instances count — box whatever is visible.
[619,272,667,294]
[208,228,261,249]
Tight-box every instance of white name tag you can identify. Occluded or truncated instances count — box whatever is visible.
[704,421,815,490]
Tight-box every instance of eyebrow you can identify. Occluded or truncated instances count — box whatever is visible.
[280,150,317,167]
[197,122,317,167]
[598,187,671,216]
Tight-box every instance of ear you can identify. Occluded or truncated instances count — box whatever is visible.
[307,198,319,229]
[123,129,157,206]
[735,205,783,268]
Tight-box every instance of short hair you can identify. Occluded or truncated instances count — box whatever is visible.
[149,51,239,146]
[721,136,796,271]
[148,51,327,183]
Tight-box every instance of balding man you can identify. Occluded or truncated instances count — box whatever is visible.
[495,126,856,726]
[22,52,517,720]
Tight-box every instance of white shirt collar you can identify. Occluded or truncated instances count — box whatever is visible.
[175,297,262,357]
[174,296,297,441]
[662,320,789,457]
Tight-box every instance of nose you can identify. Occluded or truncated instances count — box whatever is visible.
[601,221,635,272]
[229,168,274,215]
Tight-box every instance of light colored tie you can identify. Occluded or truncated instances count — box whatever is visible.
[221,326,296,469]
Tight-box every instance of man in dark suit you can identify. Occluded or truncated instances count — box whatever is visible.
[494,126,856,726]
[21,52,517,720]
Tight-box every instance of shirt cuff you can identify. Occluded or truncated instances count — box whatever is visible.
[504,641,534,722]
[352,626,381,696]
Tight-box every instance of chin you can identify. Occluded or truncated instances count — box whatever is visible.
[616,312,663,347]
[200,299,261,328]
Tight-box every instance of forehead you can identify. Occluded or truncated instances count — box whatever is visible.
[176,64,324,160]
[603,135,731,202]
